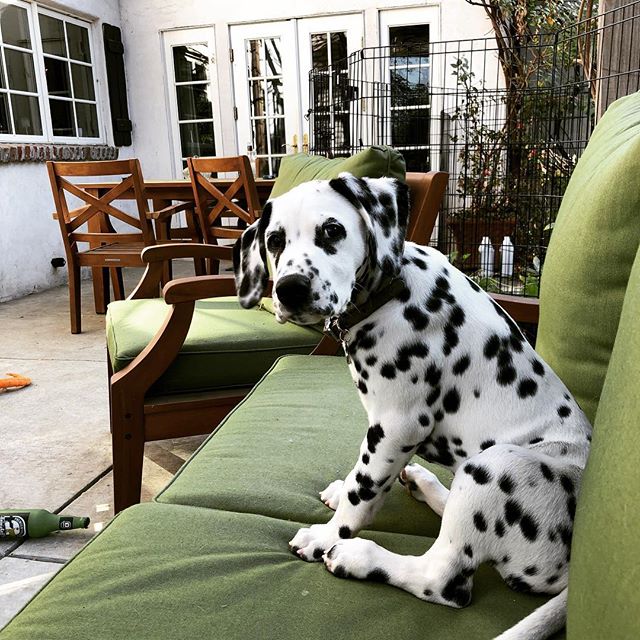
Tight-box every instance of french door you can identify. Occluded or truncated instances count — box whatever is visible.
[231,15,363,177]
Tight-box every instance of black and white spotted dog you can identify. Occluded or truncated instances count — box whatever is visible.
[233,173,592,640]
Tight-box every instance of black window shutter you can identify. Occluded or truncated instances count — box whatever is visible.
[103,23,132,146]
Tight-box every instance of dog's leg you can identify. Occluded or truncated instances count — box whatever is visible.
[399,463,449,517]
[290,414,428,561]
[320,479,344,510]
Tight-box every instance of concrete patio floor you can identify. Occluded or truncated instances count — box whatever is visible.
[0,261,206,629]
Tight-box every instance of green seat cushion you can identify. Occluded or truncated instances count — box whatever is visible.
[157,355,453,538]
[1,503,562,640]
[106,297,319,395]
[270,146,406,198]
[566,246,640,639]
[536,92,640,423]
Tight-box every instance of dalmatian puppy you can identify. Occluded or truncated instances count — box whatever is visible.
[233,173,592,640]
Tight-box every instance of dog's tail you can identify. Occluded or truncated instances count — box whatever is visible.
[493,588,567,640]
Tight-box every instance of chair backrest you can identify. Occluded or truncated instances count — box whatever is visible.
[47,159,155,253]
[187,155,261,244]
[405,171,448,243]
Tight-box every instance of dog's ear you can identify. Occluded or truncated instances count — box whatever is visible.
[233,202,272,308]
[329,172,410,278]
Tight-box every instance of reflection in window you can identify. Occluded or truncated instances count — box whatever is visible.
[246,37,284,177]
[172,44,215,168]
[389,24,430,171]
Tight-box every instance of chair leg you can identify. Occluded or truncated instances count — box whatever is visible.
[92,267,110,314]
[110,382,146,512]
[69,262,82,334]
[111,267,125,301]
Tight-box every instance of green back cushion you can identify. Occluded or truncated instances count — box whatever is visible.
[270,146,406,198]
[106,297,319,395]
[157,355,453,538]
[567,246,640,638]
[536,92,640,423]
[2,505,562,640]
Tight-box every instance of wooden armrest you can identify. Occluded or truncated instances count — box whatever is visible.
[163,275,237,304]
[490,293,540,325]
[147,201,193,221]
[141,243,233,263]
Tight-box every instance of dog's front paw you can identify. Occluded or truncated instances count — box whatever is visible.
[323,538,382,580]
[319,479,344,510]
[289,524,340,562]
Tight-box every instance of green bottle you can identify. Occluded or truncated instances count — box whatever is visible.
[0,509,90,539]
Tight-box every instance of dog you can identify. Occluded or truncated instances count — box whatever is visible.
[233,173,592,640]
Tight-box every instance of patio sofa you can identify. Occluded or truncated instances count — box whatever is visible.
[3,94,640,639]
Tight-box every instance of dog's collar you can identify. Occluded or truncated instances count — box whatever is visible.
[324,276,406,342]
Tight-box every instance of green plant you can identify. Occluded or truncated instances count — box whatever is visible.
[519,255,541,296]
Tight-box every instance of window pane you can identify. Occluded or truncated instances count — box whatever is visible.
[5,48,37,92]
[39,14,66,57]
[44,56,71,97]
[330,32,347,68]
[0,3,31,49]
[176,84,212,120]
[66,23,91,63]
[269,117,285,154]
[71,62,95,100]
[49,98,75,136]
[266,79,283,115]
[247,39,264,78]
[254,119,267,154]
[0,53,4,88]
[11,94,42,134]
[0,92,10,133]
[76,101,98,137]
[311,33,328,69]
[389,24,429,56]
[179,121,215,157]
[249,80,265,118]
[173,45,208,82]
[264,38,281,76]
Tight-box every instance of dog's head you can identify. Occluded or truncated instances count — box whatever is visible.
[233,172,409,325]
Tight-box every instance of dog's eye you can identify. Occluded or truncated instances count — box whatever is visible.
[323,221,345,241]
[267,232,285,253]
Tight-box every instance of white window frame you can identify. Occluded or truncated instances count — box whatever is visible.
[163,27,223,179]
[0,0,104,144]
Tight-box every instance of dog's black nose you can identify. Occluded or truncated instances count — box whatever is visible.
[276,274,312,310]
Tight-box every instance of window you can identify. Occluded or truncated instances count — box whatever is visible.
[171,43,215,169]
[0,1,101,142]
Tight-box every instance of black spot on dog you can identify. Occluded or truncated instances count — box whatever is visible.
[567,496,576,521]
[441,573,472,607]
[480,439,495,450]
[529,437,544,445]
[498,474,515,494]
[401,444,417,453]
[546,574,560,585]
[540,463,555,482]
[356,472,374,489]
[466,276,481,292]
[497,365,517,386]
[518,378,538,398]
[442,387,461,413]
[452,437,462,446]
[557,405,572,418]
[423,588,433,596]
[426,296,443,313]
[380,363,396,379]
[339,526,351,539]
[348,491,360,506]
[396,284,411,302]
[484,334,501,359]
[395,342,429,371]
[449,305,466,327]
[412,257,428,270]
[361,453,370,465]
[452,355,471,376]
[524,565,538,576]
[506,575,532,593]
[520,514,538,541]
[560,474,575,494]
[418,414,431,427]
[495,519,506,537]
[443,324,460,355]
[357,379,368,394]
[367,424,385,453]
[466,464,491,485]
[424,364,442,387]
[531,359,545,376]
[313,548,324,560]
[365,355,378,366]
[473,388,481,399]
[359,486,376,501]
[505,499,522,525]
[454,448,467,457]
[426,386,441,406]
[473,512,488,532]
[404,305,430,331]
[434,410,444,422]
[332,565,349,579]
[558,525,572,547]
[366,568,390,583]
[464,545,473,558]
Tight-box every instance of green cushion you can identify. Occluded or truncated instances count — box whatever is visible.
[536,92,640,423]
[566,246,640,639]
[270,146,406,198]
[106,297,319,395]
[1,503,562,640]
[157,355,453,538]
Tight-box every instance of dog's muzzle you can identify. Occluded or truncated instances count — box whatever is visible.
[275,274,312,312]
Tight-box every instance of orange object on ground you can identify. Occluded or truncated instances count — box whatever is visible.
[0,373,31,390]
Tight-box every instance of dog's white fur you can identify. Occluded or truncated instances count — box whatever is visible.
[234,173,592,640]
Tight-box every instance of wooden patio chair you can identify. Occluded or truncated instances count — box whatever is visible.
[187,155,261,274]
[48,159,196,334]
[108,171,449,511]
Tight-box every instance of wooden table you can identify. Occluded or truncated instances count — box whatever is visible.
[75,178,274,313]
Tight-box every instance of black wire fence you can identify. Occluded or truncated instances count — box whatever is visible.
[308,1,640,296]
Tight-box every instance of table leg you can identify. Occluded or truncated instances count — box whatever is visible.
[153,199,173,284]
